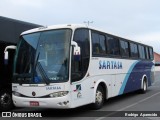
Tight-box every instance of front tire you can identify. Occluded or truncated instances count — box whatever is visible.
[0,90,13,111]
[92,85,104,110]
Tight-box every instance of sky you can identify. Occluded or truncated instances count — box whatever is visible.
[0,0,160,53]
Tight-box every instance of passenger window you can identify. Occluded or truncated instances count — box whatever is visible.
[92,32,106,55]
[92,33,100,54]
[138,45,145,59]
[130,43,138,58]
[149,48,154,60]
[145,47,149,59]
[106,35,120,56]
[99,35,106,54]
[120,40,129,57]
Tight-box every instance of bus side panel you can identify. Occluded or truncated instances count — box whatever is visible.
[70,75,112,108]
[90,58,138,97]
[70,79,93,108]
[123,61,154,94]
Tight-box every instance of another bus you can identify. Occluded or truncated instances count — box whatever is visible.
[0,16,41,111]
[6,24,154,109]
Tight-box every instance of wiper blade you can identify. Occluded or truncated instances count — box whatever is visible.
[34,52,40,70]
[37,62,50,85]
[34,52,50,85]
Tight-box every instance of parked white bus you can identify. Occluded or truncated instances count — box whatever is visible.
[6,24,155,109]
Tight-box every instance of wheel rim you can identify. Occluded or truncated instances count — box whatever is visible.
[96,90,103,105]
[0,93,11,107]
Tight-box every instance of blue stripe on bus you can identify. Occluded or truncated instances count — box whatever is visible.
[123,61,154,93]
[118,60,139,95]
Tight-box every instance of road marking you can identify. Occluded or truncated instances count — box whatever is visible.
[95,91,160,120]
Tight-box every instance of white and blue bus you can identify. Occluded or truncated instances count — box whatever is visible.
[6,24,155,109]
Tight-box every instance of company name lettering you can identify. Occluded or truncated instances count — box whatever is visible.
[46,86,61,90]
[99,60,123,69]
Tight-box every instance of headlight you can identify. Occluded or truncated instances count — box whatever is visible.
[49,91,69,98]
[13,91,21,97]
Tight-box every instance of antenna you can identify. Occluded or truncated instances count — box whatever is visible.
[83,21,93,27]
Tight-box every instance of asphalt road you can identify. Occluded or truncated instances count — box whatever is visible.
[1,71,160,120]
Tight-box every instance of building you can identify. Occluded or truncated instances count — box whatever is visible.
[0,16,41,44]
[154,52,160,64]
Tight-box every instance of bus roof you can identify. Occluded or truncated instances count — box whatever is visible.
[21,24,88,35]
[21,24,153,48]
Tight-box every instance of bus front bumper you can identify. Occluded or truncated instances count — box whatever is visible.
[12,95,71,109]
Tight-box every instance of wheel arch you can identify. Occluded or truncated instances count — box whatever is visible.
[93,80,108,103]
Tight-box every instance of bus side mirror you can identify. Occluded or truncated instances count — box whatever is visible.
[4,45,17,65]
[4,51,8,65]
[71,41,81,61]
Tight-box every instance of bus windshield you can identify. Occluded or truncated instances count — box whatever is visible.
[13,29,72,84]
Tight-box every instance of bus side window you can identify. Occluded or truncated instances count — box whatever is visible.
[120,39,129,57]
[145,47,149,59]
[71,29,90,82]
[92,32,106,55]
[130,43,138,58]
[138,45,145,59]
[106,35,120,56]
[149,47,154,60]
[92,33,100,54]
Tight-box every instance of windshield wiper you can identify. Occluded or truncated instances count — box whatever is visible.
[34,52,50,85]
[37,61,50,85]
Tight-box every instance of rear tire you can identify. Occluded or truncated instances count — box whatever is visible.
[92,85,105,110]
[140,80,147,94]
[0,90,13,111]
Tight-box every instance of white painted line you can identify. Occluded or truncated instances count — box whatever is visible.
[95,91,160,120]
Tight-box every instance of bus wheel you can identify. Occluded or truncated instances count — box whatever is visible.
[92,85,104,110]
[0,90,13,111]
[141,80,147,93]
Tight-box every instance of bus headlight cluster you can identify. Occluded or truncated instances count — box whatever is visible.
[49,91,69,98]
[13,91,21,97]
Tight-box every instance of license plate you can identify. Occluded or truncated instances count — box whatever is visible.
[30,101,39,106]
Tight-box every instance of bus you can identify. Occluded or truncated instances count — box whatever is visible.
[5,24,155,109]
[0,16,41,111]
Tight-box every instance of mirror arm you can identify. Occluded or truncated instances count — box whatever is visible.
[4,45,17,65]
[71,41,78,47]
[4,45,17,53]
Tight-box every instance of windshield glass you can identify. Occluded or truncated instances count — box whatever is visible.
[13,29,71,84]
